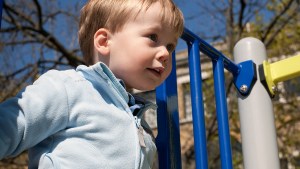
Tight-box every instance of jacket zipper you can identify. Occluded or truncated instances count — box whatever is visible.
[135,116,146,148]
[133,102,157,169]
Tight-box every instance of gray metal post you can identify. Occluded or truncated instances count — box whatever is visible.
[233,37,280,169]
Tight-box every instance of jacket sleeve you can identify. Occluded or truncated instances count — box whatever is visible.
[0,70,69,159]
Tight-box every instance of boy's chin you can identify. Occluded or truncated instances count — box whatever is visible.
[126,81,161,92]
[131,86,156,92]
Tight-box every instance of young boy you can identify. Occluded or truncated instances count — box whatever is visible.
[0,0,184,168]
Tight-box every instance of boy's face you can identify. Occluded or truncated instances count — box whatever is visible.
[106,2,178,91]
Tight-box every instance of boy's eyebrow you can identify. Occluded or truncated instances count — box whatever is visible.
[143,24,162,31]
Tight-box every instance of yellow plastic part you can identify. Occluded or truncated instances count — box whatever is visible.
[262,54,300,96]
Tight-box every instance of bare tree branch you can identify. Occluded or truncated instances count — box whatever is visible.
[261,0,295,42]
[237,0,246,37]
[265,4,300,47]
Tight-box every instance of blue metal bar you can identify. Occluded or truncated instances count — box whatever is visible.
[182,28,240,76]
[213,58,233,169]
[0,0,3,28]
[156,52,182,169]
[188,40,208,169]
[155,27,251,169]
[182,28,257,96]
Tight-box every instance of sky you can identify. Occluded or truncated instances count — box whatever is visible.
[174,0,227,51]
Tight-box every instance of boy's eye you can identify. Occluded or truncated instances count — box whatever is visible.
[148,34,158,42]
[166,44,175,53]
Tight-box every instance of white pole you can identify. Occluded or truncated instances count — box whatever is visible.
[233,37,280,169]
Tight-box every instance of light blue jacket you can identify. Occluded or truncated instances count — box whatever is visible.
[0,62,157,169]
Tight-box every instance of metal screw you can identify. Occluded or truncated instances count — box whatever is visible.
[272,85,279,94]
[239,85,248,93]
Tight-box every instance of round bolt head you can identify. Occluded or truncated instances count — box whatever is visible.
[272,85,279,94]
[239,85,248,93]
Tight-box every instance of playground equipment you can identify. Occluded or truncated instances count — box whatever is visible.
[234,38,280,169]
[259,54,300,97]
[155,28,258,169]
[156,29,300,169]
[1,1,299,169]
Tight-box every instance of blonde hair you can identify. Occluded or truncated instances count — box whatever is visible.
[78,0,184,65]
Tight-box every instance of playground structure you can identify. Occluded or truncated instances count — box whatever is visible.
[259,53,300,97]
[1,1,300,169]
[156,28,300,169]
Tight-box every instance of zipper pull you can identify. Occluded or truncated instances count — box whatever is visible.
[135,117,146,148]
[138,125,146,148]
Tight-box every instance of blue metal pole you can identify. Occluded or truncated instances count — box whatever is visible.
[188,40,208,169]
[182,28,256,96]
[0,0,3,28]
[182,28,240,76]
[234,38,280,169]
[156,52,182,169]
[213,58,233,169]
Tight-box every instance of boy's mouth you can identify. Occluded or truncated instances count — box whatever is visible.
[147,67,164,76]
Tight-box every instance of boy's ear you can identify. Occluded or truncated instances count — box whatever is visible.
[94,28,112,56]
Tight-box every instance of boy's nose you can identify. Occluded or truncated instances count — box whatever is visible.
[157,46,170,65]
